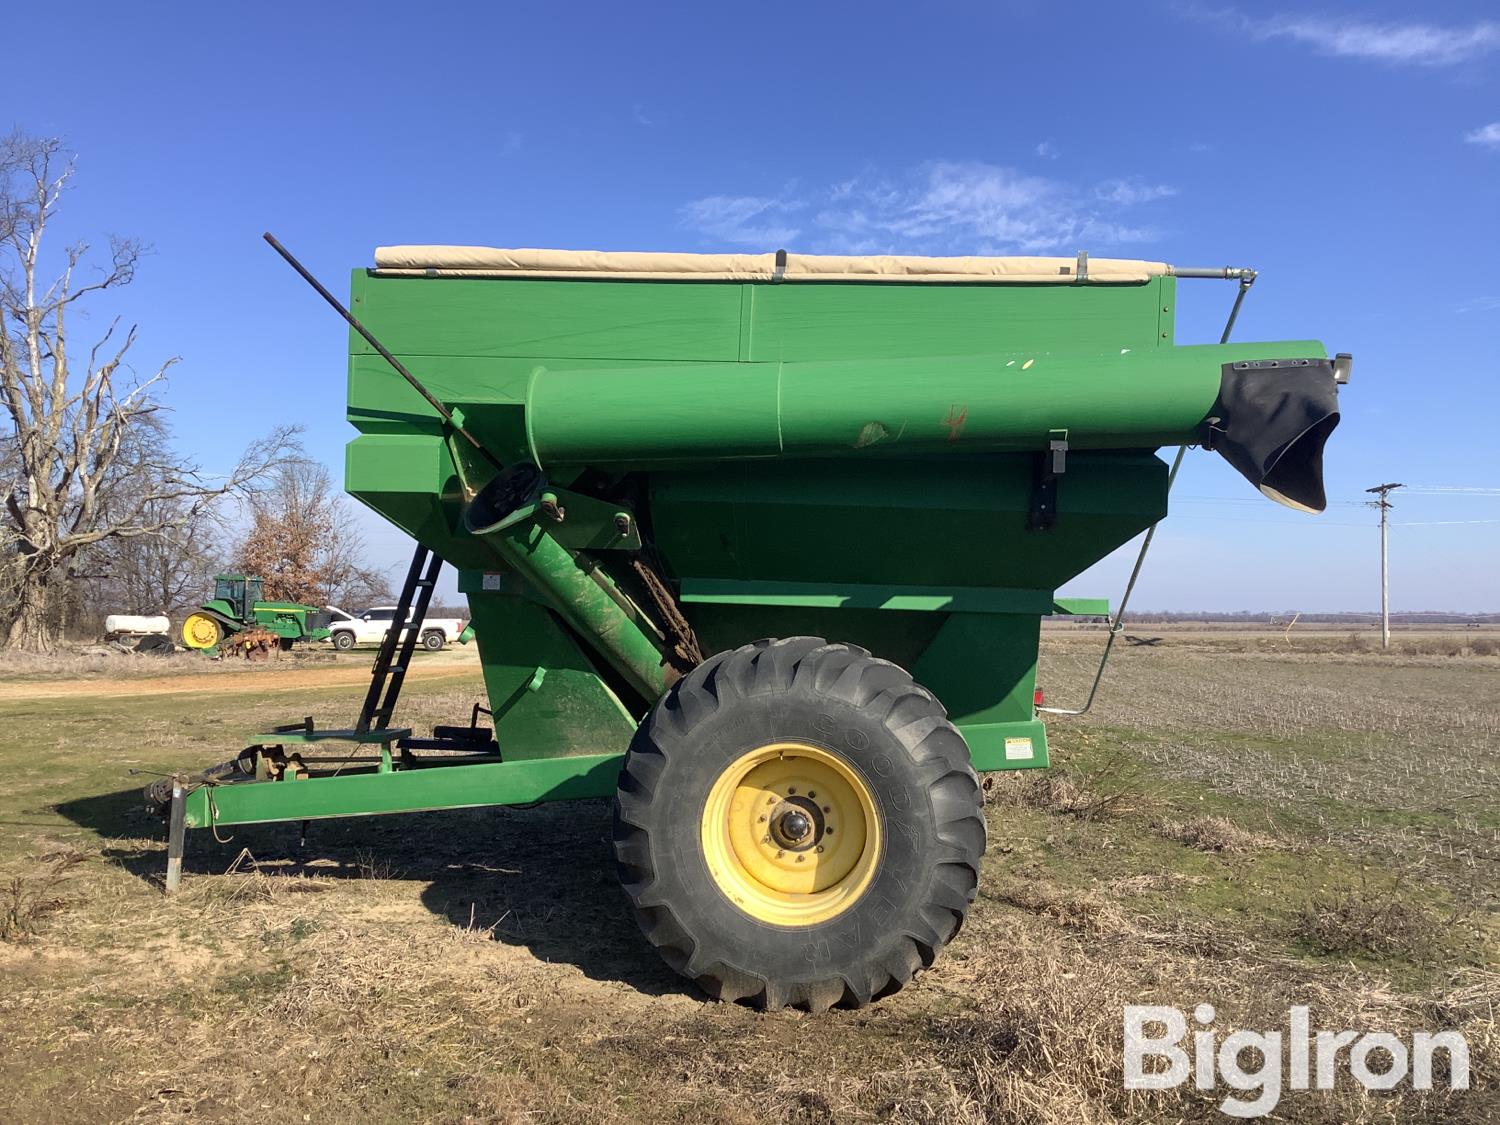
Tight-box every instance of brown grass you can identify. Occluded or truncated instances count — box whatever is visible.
[1,847,90,942]
[895,924,1498,1125]
[0,636,1494,1122]
[1314,633,1500,657]
[985,747,1142,821]
[1297,874,1448,960]
[0,646,222,679]
[1156,814,1284,853]
[986,880,1136,936]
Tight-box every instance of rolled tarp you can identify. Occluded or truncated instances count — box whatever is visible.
[372,246,1170,285]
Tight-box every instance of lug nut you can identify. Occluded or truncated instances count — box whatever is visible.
[795,855,805,863]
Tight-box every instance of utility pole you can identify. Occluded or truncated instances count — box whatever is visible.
[1365,483,1404,648]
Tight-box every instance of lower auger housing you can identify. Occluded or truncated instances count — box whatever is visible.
[158,244,1347,1011]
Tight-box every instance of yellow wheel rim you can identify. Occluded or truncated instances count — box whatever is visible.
[701,742,881,926]
[181,613,221,649]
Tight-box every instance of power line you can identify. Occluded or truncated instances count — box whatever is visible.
[1166,515,1368,527]
[1395,519,1500,526]
[1400,486,1500,496]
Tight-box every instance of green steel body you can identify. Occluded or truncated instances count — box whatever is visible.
[179,267,1331,831]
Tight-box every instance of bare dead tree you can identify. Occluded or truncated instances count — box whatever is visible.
[80,416,230,620]
[0,131,298,649]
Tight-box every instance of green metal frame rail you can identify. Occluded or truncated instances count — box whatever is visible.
[182,752,620,830]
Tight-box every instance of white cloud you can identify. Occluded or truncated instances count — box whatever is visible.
[682,163,1175,254]
[1035,140,1060,160]
[828,178,859,202]
[1095,177,1177,205]
[677,194,803,246]
[1465,122,1500,147]
[632,104,653,127]
[1229,12,1500,67]
[1456,295,1500,314]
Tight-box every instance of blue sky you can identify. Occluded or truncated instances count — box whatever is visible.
[6,1,1497,612]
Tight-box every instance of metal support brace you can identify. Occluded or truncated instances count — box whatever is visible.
[1027,431,1069,531]
[1039,271,1256,716]
[1039,443,1187,716]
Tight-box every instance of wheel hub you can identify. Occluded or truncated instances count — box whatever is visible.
[181,613,221,650]
[768,798,823,851]
[700,742,881,926]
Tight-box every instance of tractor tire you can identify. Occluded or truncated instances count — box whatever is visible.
[181,613,222,650]
[331,631,355,651]
[421,630,445,652]
[613,637,985,1012]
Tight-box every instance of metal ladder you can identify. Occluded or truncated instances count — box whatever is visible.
[356,545,443,733]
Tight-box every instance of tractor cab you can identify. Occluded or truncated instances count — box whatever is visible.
[212,575,264,621]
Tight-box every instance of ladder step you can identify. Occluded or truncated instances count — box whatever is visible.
[356,543,443,735]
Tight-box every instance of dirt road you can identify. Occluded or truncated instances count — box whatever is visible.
[0,656,482,701]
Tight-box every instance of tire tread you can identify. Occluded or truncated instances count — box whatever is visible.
[614,637,985,1012]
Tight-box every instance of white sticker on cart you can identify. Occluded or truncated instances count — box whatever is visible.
[482,572,504,591]
[1004,737,1035,761]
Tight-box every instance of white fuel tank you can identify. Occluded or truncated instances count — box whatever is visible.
[104,614,171,636]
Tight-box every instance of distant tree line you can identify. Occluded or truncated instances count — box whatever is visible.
[1114,611,1500,625]
[0,131,386,649]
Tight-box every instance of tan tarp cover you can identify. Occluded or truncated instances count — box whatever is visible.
[372,246,1171,284]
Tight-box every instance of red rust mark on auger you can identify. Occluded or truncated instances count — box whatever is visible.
[942,404,969,441]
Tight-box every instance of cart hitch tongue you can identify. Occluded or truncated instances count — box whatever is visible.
[143,751,255,815]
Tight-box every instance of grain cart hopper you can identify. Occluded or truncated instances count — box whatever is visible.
[152,241,1346,1011]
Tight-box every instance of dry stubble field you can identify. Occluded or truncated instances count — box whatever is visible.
[0,634,1495,1123]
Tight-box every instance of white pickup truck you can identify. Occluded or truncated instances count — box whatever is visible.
[325,606,467,652]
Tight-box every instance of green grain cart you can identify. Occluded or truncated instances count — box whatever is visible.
[153,243,1346,1011]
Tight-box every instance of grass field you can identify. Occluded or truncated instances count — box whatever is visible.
[1,637,1494,1123]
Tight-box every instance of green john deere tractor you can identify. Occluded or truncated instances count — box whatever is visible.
[181,575,333,656]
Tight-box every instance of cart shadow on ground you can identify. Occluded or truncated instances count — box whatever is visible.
[54,788,686,1000]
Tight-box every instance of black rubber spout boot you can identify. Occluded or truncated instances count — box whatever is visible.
[1202,358,1342,512]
